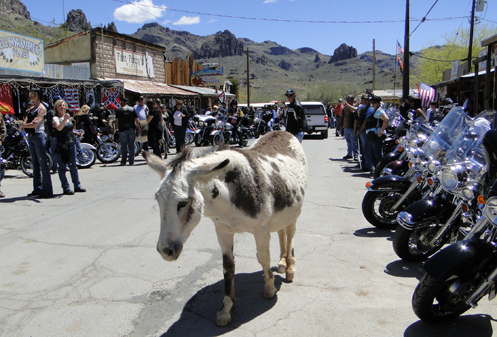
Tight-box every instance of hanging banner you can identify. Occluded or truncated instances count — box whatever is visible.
[114,48,148,77]
[0,29,44,74]
[0,84,14,115]
[51,87,80,113]
[102,88,121,109]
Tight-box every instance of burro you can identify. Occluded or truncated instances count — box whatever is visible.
[145,131,308,326]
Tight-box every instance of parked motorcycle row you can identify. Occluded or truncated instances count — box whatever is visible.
[362,106,497,322]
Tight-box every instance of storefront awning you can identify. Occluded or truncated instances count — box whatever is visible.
[113,79,198,96]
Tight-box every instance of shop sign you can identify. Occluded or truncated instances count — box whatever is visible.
[191,68,224,86]
[0,29,44,74]
[115,48,154,78]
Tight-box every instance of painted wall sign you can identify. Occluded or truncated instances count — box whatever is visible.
[191,68,224,86]
[0,29,44,74]
[114,48,150,77]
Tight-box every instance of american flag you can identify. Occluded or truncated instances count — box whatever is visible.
[397,41,404,54]
[51,87,80,113]
[418,83,438,109]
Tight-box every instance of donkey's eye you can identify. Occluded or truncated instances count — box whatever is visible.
[177,201,188,212]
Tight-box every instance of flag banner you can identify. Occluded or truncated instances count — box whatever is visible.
[397,57,404,75]
[101,88,121,110]
[0,83,14,115]
[218,91,226,103]
[51,87,80,113]
[418,83,438,109]
[86,89,97,109]
[397,41,404,54]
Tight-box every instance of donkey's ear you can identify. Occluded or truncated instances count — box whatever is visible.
[144,152,168,179]
[189,159,230,182]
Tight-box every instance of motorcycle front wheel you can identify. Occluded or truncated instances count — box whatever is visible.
[77,148,96,168]
[185,132,194,145]
[211,134,223,146]
[393,226,445,262]
[362,190,420,230]
[412,271,476,322]
[21,152,53,177]
[97,142,120,163]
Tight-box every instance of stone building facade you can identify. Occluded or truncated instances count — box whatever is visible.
[45,28,166,83]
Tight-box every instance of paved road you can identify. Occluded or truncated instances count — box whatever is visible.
[1,133,496,337]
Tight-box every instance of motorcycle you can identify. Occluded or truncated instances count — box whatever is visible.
[74,130,96,169]
[210,115,233,146]
[393,109,496,261]
[361,107,473,230]
[411,129,497,322]
[194,115,217,147]
[77,114,120,164]
[0,116,52,177]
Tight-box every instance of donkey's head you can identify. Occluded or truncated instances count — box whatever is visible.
[145,151,230,261]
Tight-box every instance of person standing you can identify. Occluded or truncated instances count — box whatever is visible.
[172,100,190,153]
[20,88,53,198]
[0,112,6,197]
[368,96,389,167]
[145,99,164,159]
[52,99,85,195]
[334,99,344,136]
[134,97,149,151]
[340,95,359,161]
[116,98,141,166]
[284,89,306,143]
[355,95,375,172]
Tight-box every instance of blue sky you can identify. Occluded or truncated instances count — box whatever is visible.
[23,0,496,56]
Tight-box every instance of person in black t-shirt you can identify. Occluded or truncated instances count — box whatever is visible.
[116,98,141,166]
[145,99,164,159]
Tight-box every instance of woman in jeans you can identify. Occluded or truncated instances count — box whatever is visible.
[20,88,53,198]
[52,99,86,195]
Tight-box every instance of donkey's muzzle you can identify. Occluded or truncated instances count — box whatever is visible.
[157,242,183,261]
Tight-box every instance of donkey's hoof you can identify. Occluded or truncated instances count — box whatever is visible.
[263,283,276,299]
[216,312,231,327]
[277,263,286,274]
[286,268,295,282]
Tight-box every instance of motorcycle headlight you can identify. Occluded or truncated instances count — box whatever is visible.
[427,160,440,174]
[461,187,474,201]
[441,168,458,191]
[484,197,497,225]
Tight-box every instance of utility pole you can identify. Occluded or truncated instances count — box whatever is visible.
[372,39,376,90]
[467,0,476,73]
[402,0,410,99]
[246,48,250,107]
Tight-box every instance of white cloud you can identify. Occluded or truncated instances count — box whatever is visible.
[264,0,277,3]
[173,16,200,25]
[114,0,166,24]
[208,18,218,23]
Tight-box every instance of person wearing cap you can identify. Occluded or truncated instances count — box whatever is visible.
[399,95,415,120]
[172,100,190,153]
[284,89,306,143]
[368,96,389,169]
[116,98,141,166]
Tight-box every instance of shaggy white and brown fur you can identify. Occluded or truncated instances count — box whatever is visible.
[145,131,308,326]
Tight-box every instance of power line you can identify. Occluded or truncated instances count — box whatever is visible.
[110,0,466,25]
[410,52,462,63]
[409,0,439,37]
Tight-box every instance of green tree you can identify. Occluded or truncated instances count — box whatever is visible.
[414,24,497,85]
[229,78,240,99]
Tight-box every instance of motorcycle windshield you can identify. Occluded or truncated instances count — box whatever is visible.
[422,107,473,162]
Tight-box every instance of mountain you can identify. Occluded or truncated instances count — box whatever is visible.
[133,23,406,102]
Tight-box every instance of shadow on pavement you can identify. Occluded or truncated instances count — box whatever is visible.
[353,227,394,239]
[384,260,425,280]
[404,314,495,337]
[0,196,42,203]
[160,271,284,336]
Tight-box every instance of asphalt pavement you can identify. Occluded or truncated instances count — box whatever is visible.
[1,132,496,337]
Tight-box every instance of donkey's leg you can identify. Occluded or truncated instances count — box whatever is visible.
[215,227,235,327]
[255,230,276,299]
[277,229,287,274]
[285,221,297,281]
